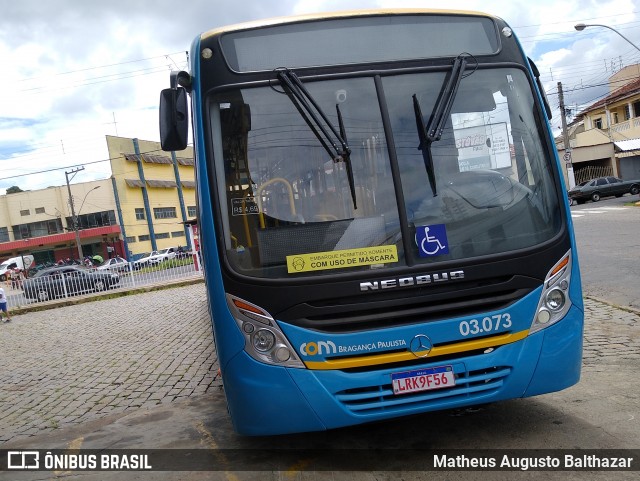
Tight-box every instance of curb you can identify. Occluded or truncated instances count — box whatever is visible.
[9,277,205,315]
[9,280,639,318]
[584,295,640,316]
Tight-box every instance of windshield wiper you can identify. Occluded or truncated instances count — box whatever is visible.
[277,69,357,209]
[413,54,469,197]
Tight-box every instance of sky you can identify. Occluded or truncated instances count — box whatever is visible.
[1,0,639,193]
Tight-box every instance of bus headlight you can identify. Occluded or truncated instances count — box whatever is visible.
[226,294,305,368]
[253,329,276,352]
[545,288,566,311]
[530,251,573,334]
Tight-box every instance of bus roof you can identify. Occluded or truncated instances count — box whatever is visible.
[200,9,499,41]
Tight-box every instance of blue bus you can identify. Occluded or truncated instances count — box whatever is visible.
[159,9,583,435]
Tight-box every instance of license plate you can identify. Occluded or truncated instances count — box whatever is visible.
[391,365,455,395]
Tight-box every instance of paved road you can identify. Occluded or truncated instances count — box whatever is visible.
[570,195,640,309]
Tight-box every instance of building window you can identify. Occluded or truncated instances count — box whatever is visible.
[69,210,117,230]
[11,219,64,239]
[634,101,640,118]
[171,231,185,238]
[156,232,170,239]
[35,207,45,214]
[187,206,197,218]
[624,105,631,121]
[0,227,8,243]
[135,208,145,220]
[125,236,137,243]
[138,235,150,242]
[593,118,603,129]
[153,207,177,219]
[613,112,619,124]
[20,209,30,216]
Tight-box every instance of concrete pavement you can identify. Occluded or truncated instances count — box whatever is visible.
[0,283,639,480]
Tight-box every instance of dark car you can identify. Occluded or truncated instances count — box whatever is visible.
[22,265,120,302]
[568,176,640,204]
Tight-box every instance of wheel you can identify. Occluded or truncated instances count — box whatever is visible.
[0,274,6,282]
[94,280,106,292]
[37,290,50,302]
[591,192,601,202]
[630,185,639,195]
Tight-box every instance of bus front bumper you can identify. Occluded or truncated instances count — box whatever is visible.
[221,306,582,436]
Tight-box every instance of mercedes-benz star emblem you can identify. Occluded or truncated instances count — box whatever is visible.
[409,334,433,358]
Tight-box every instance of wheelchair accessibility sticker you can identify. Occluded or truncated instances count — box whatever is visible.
[416,224,449,257]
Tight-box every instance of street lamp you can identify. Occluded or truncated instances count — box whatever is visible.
[574,23,640,53]
[78,186,101,217]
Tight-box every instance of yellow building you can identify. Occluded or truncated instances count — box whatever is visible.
[0,135,195,267]
[106,135,196,257]
[0,178,119,266]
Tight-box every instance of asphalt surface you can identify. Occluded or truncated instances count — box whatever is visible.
[570,195,640,310]
[1,275,639,479]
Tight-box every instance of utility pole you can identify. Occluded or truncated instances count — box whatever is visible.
[557,82,576,189]
[65,166,85,260]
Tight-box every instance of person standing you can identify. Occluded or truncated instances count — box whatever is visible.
[0,286,11,322]
[10,268,21,290]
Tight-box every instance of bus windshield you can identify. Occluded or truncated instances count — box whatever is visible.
[211,67,561,279]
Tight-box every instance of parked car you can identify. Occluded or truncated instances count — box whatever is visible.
[95,256,129,272]
[132,251,156,270]
[147,247,180,265]
[568,176,640,204]
[22,265,120,302]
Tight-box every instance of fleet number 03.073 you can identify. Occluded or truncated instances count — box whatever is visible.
[459,313,512,337]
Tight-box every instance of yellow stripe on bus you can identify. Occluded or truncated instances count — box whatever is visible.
[303,330,529,370]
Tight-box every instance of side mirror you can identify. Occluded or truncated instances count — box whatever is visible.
[160,87,189,151]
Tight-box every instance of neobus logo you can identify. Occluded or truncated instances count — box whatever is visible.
[299,341,337,357]
[359,270,465,291]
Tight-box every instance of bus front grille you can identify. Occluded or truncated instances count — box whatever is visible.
[334,366,511,415]
[280,285,534,333]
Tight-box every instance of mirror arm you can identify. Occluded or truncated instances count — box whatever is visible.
[170,70,192,92]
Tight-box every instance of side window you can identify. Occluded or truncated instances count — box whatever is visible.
[606,177,619,184]
[596,178,607,186]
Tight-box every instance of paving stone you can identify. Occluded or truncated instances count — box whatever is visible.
[0,284,216,444]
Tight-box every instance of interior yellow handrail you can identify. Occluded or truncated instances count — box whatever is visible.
[256,177,297,228]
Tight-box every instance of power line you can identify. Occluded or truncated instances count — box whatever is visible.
[0,146,192,183]
[16,51,188,83]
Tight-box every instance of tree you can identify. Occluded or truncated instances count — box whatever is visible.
[6,186,23,194]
